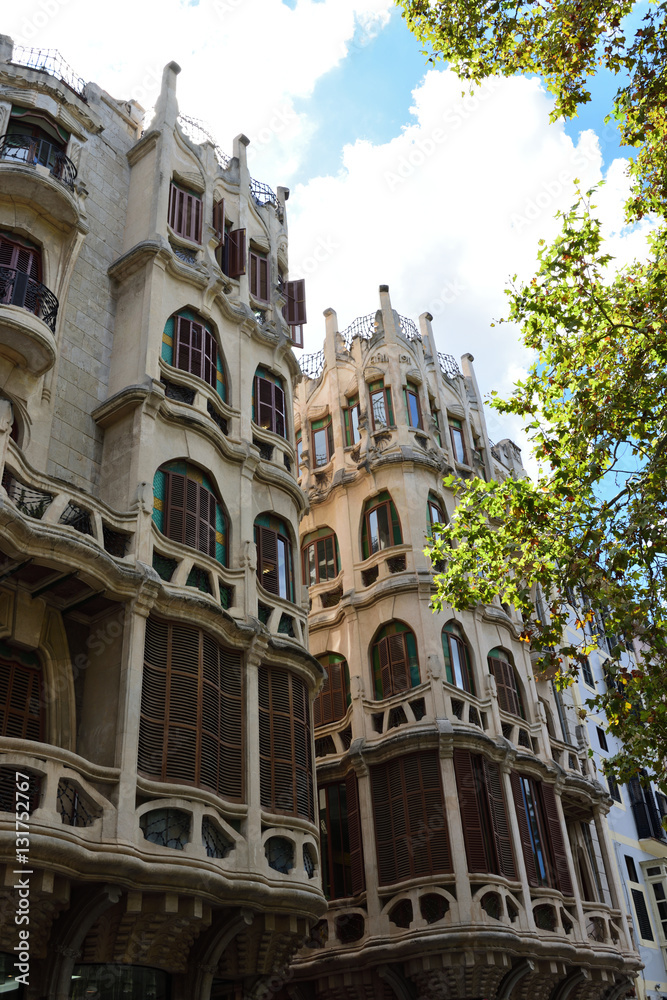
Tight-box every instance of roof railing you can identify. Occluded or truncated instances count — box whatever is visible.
[10,45,85,98]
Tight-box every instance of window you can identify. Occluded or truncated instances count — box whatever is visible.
[282,278,307,348]
[4,109,71,182]
[404,381,422,428]
[371,621,420,699]
[442,623,475,694]
[370,751,452,885]
[296,429,303,468]
[448,417,468,464]
[152,462,227,564]
[343,394,360,446]
[427,495,447,539]
[313,653,350,726]
[311,415,334,467]
[361,490,402,559]
[319,774,365,898]
[302,528,339,587]
[628,773,666,841]
[643,862,667,943]
[0,647,43,741]
[488,648,525,718]
[255,514,294,601]
[510,772,574,894]
[162,311,226,399]
[430,400,442,446]
[606,772,622,802]
[596,726,608,752]
[581,656,594,687]
[453,749,516,877]
[220,225,246,278]
[369,379,394,429]
[258,666,313,819]
[0,233,43,316]
[249,247,270,302]
[138,617,243,800]
[212,197,225,244]
[253,367,286,438]
[168,181,202,243]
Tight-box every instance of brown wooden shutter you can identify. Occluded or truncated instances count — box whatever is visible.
[453,749,488,873]
[0,236,41,280]
[202,327,217,389]
[345,770,365,894]
[510,772,539,886]
[387,633,410,695]
[169,184,202,243]
[483,758,517,879]
[213,198,225,245]
[227,228,246,277]
[258,666,313,820]
[164,472,186,543]
[378,636,392,699]
[257,526,278,594]
[138,617,168,779]
[284,279,307,326]
[490,656,521,716]
[315,659,347,726]
[539,782,574,895]
[0,659,44,741]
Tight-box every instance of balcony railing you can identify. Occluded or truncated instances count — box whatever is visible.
[0,267,59,333]
[0,133,77,190]
[10,45,86,98]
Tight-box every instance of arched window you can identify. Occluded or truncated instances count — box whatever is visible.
[253,366,286,438]
[0,645,43,741]
[488,648,525,718]
[152,461,227,565]
[302,527,339,586]
[258,665,313,819]
[138,617,243,801]
[371,622,420,699]
[161,310,226,400]
[314,653,350,726]
[255,513,294,601]
[319,772,365,898]
[442,623,475,694]
[361,491,402,559]
[427,494,447,539]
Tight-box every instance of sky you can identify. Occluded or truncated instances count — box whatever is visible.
[5,0,654,454]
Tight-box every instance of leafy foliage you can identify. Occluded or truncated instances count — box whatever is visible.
[398,0,667,788]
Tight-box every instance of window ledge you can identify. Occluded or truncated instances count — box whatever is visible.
[166,224,202,251]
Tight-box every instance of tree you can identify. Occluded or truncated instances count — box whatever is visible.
[396,0,667,790]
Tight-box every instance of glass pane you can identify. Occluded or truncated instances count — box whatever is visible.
[450,637,465,689]
[451,426,466,463]
[408,391,420,427]
[351,405,360,443]
[522,779,548,884]
[313,427,328,466]
[277,537,288,599]
[324,536,335,579]
[368,509,380,554]
[372,391,387,427]
[306,544,317,586]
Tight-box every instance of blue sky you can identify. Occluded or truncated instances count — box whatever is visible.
[4,0,654,454]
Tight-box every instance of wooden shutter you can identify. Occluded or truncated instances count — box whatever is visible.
[315,659,347,726]
[0,236,41,280]
[377,636,392,699]
[164,471,218,559]
[164,471,186,543]
[256,375,275,431]
[257,526,278,594]
[258,666,313,820]
[453,749,488,873]
[345,770,365,894]
[138,617,169,779]
[274,383,286,437]
[284,279,307,326]
[387,633,410,695]
[539,782,574,895]
[175,316,205,380]
[213,198,225,245]
[483,758,517,879]
[510,772,539,887]
[168,182,202,243]
[250,251,270,302]
[226,228,246,277]
[0,659,43,741]
[489,656,521,716]
[202,327,217,389]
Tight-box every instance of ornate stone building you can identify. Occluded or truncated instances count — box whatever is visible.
[0,38,322,999]
[291,290,641,1000]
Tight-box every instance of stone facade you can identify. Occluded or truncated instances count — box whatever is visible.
[0,39,322,999]
[291,291,640,1000]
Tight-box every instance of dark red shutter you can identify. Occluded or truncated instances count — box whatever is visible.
[168,184,202,243]
[213,198,225,245]
[257,526,278,594]
[453,749,488,872]
[227,228,246,277]
[250,251,270,302]
[510,772,539,886]
[284,279,307,326]
[345,770,366,894]
[484,758,517,879]
[540,782,574,895]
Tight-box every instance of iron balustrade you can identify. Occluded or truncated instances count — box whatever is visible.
[10,45,86,98]
[0,267,59,333]
[0,133,77,189]
[438,351,462,379]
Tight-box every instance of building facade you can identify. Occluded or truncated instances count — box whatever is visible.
[0,38,323,999]
[291,292,641,1000]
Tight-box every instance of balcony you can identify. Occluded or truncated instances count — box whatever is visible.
[0,268,58,373]
[0,133,80,228]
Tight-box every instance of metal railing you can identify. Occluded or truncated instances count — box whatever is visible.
[177,114,231,169]
[0,267,59,332]
[340,312,377,348]
[299,350,325,380]
[0,133,77,189]
[250,176,277,206]
[438,351,461,379]
[10,45,85,98]
[398,314,420,341]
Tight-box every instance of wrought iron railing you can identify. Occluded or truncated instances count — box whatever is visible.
[0,267,59,333]
[177,114,231,169]
[250,176,277,206]
[10,45,85,98]
[340,312,377,348]
[398,314,420,341]
[0,133,77,189]
[438,351,461,379]
[299,350,325,380]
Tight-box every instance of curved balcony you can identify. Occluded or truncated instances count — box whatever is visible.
[0,134,80,228]
[0,267,58,373]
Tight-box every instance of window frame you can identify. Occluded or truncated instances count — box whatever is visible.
[369,379,394,430]
[311,415,334,468]
[313,653,350,727]
[258,665,313,820]
[343,394,361,447]
[442,623,475,694]
[371,621,420,699]
[510,772,574,894]
[168,181,203,244]
[172,313,222,394]
[453,748,516,878]
[404,381,423,429]
[319,773,365,899]
[157,465,227,565]
[488,648,525,718]
[249,246,270,303]
[255,515,294,602]
[253,370,287,439]
[448,416,468,465]
[302,528,339,587]
[361,491,402,559]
